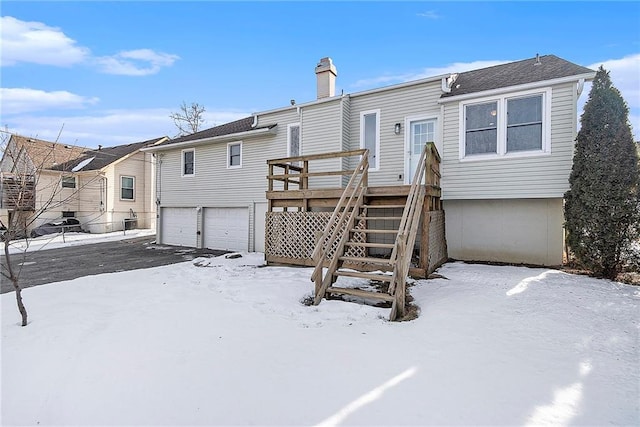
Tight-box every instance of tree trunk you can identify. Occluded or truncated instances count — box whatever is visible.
[3,240,28,326]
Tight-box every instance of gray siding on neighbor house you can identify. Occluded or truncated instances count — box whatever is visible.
[346,81,443,186]
[440,82,578,199]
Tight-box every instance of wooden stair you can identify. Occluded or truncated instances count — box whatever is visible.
[312,143,439,320]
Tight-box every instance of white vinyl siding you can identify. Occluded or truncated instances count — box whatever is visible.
[299,100,343,188]
[348,80,443,186]
[159,109,298,207]
[441,83,577,199]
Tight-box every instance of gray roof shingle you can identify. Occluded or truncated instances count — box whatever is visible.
[442,54,595,98]
[155,116,276,148]
[52,137,165,172]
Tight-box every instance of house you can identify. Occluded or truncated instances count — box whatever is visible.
[0,134,166,235]
[144,55,595,269]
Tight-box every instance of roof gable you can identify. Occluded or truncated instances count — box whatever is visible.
[3,135,87,172]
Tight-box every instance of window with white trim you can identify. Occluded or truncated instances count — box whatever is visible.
[360,110,380,170]
[287,123,300,157]
[61,175,76,189]
[121,176,134,200]
[182,149,195,176]
[461,89,550,159]
[227,142,242,168]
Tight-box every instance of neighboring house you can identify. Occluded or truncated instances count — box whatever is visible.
[144,55,595,266]
[0,134,166,234]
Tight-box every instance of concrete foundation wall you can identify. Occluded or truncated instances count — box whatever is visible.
[444,198,564,266]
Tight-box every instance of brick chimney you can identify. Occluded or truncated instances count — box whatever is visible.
[315,57,337,99]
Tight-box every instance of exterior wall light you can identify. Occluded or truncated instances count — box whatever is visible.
[394,123,402,135]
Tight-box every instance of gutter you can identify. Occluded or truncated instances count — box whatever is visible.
[437,72,596,103]
[141,126,277,152]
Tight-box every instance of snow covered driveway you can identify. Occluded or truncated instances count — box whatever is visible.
[2,256,638,426]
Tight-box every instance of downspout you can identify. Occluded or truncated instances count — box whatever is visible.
[251,114,258,128]
[155,153,163,243]
[576,78,585,96]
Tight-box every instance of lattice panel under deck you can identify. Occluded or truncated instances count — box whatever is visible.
[265,212,365,261]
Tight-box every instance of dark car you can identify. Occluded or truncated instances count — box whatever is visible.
[30,218,84,238]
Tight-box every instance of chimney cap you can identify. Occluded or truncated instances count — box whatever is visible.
[315,57,337,75]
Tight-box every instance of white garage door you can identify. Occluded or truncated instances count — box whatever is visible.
[161,207,197,247]
[204,207,248,251]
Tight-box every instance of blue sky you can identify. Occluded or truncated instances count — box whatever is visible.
[1,1,639,147]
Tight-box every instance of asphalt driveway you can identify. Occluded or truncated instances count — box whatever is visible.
[0,236,227,294]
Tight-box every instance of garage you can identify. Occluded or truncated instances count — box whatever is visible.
[161,207,197,247]
[204,207,249,251]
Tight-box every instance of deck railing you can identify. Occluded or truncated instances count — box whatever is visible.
[387,142,437,319]
[311,151,369,298]
[0,172,36,211]
[267,149,368,192]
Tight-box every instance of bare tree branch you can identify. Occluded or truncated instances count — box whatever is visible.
[169,102,206,137]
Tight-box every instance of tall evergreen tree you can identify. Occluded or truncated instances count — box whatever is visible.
[565,66,639,279]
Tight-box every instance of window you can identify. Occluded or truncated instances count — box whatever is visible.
[62,211,75,218]
[121,176,134,200]
[182,149,195,176]
[460,89,549,160]
[227,142,242,168]
[465,101,498,155]
[61,176,76,189]
[360,110,380,170]
[507,95,543,152]
[287,123,300,157]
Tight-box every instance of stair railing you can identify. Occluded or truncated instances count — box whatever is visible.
[311,150,369,303]
[388,142,436,319]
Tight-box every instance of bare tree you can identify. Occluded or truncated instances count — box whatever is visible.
[0,130,87,326]
[169,102,206,136]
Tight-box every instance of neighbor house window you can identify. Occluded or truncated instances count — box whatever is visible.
[460,89,550,159]
[360,109,380,170]
[61,176,76,189]
[121,176,134,200]
[227,142,242,168]
[182,149,195,176]
[287,123,300,157]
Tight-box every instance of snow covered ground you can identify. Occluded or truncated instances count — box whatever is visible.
[2,252,638,426]
[5,228,155,254]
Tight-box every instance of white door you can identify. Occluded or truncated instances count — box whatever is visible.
[161,207,197,247]
[406,118,437,184]
[204,207,249,251]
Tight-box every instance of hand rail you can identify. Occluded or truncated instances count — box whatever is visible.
[311,150,369,294]
[388,142,438,318]
[267,149,367,191]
